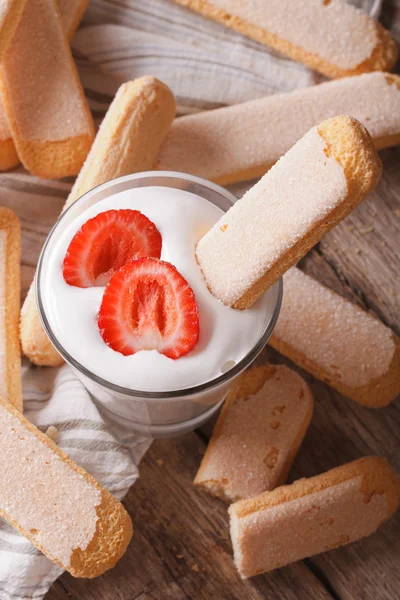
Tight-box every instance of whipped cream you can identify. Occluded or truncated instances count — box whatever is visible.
[42,186,274,392]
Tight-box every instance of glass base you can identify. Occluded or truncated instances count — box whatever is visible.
[93,395,225,439]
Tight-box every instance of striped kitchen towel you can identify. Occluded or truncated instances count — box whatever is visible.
[0,361,151,600]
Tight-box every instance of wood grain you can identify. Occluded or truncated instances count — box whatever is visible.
[0,0,397,598]
[318,148,400,333]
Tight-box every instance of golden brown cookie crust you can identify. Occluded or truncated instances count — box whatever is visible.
[157,73,400,187]
[0,209,21,411]
[173,0,398,79]
[231,117,381,309]
[0,0,28,59]
[0,398,133,578]
[229,456,400,577]
[232,456,400,520]
[195,365,313,502]
[0,0,89,173]
[0,0,95,180]
[270,326,400,408]
[0,137,19,171]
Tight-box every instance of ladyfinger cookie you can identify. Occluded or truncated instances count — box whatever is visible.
[58,0,89,38]
[0,108,18,171]
[196,116,381,309]
[157,72,400,186]
[0,0,26,171]
[0,397,133,577]
[229,456,400,578]
[0,0,95,179]
[173,0,397,79]
[269,268,400,408]
[0,0,27,59]
[194,365,313,502]
[20,77,176,367]
[65,77,176,209]
[0,208,21,411]
[0,0,89,172]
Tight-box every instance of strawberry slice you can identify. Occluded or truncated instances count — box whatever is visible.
[98,257,199,359]
[63,209,162,287]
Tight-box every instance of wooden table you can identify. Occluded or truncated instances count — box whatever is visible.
[2,1,400,598]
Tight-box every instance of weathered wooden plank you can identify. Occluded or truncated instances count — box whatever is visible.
[45,583,71,600]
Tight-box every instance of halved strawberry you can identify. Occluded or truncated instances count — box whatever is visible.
[63,209,162,287]
[98,257,199,359]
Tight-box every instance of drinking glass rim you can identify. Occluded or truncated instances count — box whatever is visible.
[36,171,283,400]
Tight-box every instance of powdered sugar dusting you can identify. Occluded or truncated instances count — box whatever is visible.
[0,0,83,144]
[210,0,377,69]
[274,268,396,389]
[198,366,312,500]
[196,127,347,305]
[158,72,400,182]
[232,476,387,577]
[0,232,6,401]
[2,0,92,142]
[0,404,101,566]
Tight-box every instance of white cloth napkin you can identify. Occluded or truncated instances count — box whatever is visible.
[0,0,382,598]
[0,362,151,600]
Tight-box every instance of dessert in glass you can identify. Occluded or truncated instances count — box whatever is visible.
[37,172,282,437]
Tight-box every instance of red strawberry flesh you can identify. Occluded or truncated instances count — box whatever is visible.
[98,258,199,359]
[63,209,162,287]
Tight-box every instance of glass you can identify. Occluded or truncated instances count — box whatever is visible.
[36,172,282,438]
[350,0,382,18]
